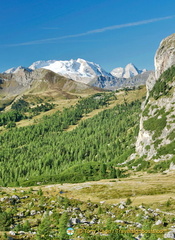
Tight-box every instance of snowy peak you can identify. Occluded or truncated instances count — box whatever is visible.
[124,63,140,78]
[28,58,112,84]
[4,66,32,74]
[29,60,57,70]
[111,63,146,78]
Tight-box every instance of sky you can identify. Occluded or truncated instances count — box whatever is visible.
[0,0,175,73]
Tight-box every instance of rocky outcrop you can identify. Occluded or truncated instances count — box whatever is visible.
[135,33,175,162]
[92,71,153,90]
[155,33,175,79]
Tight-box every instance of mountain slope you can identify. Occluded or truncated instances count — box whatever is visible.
[92,70,153,90]
[4,66,32,74]
[0,93,143,186]
[0,68,102,110]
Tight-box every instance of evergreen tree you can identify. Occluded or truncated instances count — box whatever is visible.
[59,212,68,239]
[36,217,52,240]
[100,163,107,178]
[110,167,117,178]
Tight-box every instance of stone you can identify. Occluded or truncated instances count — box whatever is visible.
[9,231,16,236]
[48,210,53,216]
[164,230,175,239]
[70,217,80,225]
[30,210,36,216]
[170,162,175,170]
[114,220,124,223]
[135,223,142,228]
[11,195,20,200]
[118,204,125,209]
[155,219,162,225]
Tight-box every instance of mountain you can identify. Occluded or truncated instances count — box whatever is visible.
[4,59,151,90]
[111,63,146,78]
[29,58,112,85]
[91,70,153,90]
[134,33,175,165]
[0,68,102,110]
[4,66,32,74]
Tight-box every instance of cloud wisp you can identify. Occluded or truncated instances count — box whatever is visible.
[4,16,175,47]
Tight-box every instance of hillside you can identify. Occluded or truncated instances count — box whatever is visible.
[0,87,146,187]
[0,68,102,111]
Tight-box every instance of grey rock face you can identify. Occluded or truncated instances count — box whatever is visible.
[92,71,153,90]
[155,33,175,79]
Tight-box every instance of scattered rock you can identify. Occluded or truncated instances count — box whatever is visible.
[70,217,81,225]
[11,195,20,200]
[164,230,175,239]
[30,210,37,216]
[9,231,16,236]
[155,219,162,225]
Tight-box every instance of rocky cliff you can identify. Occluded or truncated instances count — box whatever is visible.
[135,33,175,163]
[155,33,175,79]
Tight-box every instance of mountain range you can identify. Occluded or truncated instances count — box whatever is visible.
[3,59,151,90]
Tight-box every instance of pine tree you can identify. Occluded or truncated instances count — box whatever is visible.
[59,212,68,240]
[110,167,117,178]
[100,163,106,178]
[36,217,52,240]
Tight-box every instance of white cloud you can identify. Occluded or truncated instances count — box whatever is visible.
[4,16,175,47]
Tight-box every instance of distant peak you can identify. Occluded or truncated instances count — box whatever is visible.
[126,63,135,67]
[4,66,32,74]
[111,63,147,78]
[77,58,86,62]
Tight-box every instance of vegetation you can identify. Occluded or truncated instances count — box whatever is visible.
[0,99,55,127]
[0,110,25,126]
[11,99,29,111]
[0,93,142,186]
[143,107,167,139]
[150,65,175,100]
[0,175,173,240]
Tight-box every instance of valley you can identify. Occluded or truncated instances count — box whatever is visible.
[1,33,175,240]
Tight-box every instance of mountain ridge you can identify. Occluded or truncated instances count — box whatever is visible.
[4,58,151,90]
[0,68,102,110]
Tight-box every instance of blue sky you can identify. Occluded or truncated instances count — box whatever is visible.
[0,0,175,72]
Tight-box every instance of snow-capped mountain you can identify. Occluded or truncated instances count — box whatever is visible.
[4,66,32,74]
[111,63,146,78]
[3,59,151,90]
[29,58,112,84]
